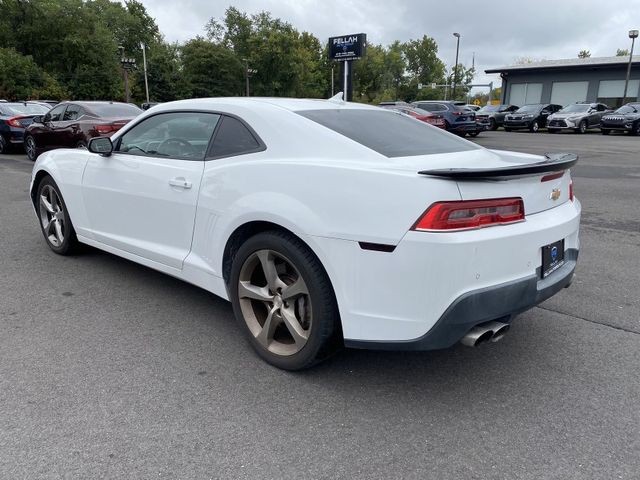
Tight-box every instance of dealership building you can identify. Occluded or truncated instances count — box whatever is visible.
[486,56,640,108]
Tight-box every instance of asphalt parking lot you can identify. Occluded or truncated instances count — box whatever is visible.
[1,131,639,479]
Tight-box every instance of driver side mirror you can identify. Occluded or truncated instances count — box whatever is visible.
[88,136,113,156]
[32,115,43,124]
[42,113,51,123]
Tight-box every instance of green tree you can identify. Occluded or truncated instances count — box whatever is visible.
[0,47,67,99]
[181,37,243,97]
[578,50,591,58]
[616,48,630,56]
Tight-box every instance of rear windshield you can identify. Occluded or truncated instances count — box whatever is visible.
[478,105,500,112]
[86,103,142,118]
[297,109,478,158]
[2,103,50,115]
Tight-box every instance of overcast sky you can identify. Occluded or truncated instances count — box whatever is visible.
[139,0,640,93]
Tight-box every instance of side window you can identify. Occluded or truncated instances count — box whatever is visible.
[117,112,220,160]
[63,105,84,121]
[47,105,66,122]
[418,104,436,112]
[207,116,263,159]
[597,104,606,112]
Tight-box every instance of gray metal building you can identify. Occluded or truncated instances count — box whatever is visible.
[486,56,640,108]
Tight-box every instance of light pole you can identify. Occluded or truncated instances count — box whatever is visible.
[242,58,257,97]
[141,42,150,103]
[622,29,638,104]
[452,33,461,100]
[118,46,136,104]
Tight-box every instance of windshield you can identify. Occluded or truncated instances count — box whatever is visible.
[615,105,639,114]
[3,103,50,115]
[559,104,590,113]
[297,109,478,158]
[478,105,500,112]
[86,103,142,118]
[515,105,542,113]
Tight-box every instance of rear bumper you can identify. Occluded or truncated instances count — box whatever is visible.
[346,249,577,351]
[311,199,581,349]
[448,122,479,133]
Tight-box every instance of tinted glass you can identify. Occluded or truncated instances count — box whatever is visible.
[516,104,542,113]
[297,109,478,158]
[2,103,50,115]
[63,105,84,121]
[478,105,500,112]
[208,116,262,158]
[47,104,66,121]
[86,103,142,118]
[615,104,639,114]
[418,103,446,112]
[117,112,220,160]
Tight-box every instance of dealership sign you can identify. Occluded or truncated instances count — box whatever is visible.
[328,33,367,61]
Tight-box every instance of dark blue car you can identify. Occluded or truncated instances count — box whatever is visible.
[411,100,481,136]
[0,102,51,154]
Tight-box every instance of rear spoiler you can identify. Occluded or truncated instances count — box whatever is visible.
[418,153,578,179]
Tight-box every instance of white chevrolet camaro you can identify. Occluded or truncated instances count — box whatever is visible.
[30,97,581,370]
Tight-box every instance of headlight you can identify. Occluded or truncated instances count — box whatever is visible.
[522,114,534,118]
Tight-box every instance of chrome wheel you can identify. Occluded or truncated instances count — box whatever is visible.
[38,185,65,247]
[238,249,312,356]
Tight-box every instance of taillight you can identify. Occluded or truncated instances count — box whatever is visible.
[412,198,525,231]
[569,180,574,201]
[6,116,25,128]
[95,124,115,134]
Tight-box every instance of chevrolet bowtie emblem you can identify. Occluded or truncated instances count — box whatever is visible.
[550,188,561,201]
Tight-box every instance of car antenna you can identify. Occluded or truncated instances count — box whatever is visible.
[328,92,345,104]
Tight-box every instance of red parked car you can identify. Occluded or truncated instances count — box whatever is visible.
[379,104,446,128]
[24,101,142,161]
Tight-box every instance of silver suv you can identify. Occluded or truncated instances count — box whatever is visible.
[547,103,612,134]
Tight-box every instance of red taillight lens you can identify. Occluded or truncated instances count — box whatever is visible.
[569,180,574,201]
[7,116,25,128]
[95,124,115,134]
[540,171,565,182]
[412,198,525,231]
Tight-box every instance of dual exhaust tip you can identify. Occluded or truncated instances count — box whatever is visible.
[460,321,510,347]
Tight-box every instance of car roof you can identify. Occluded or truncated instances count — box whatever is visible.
[149,97,381,114]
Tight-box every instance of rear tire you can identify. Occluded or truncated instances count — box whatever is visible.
[25,135,37,161]
[229,230,341,370]
[468,131,479,137]
[36,175,79,255]
[0,136,8,154]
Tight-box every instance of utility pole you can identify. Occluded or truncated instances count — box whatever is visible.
[623,29,638,104]
[452,33,461,99]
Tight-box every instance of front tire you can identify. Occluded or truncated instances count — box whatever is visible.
[504,127,512,132]
[36,176,79,255]
[576,120,587,134]
[489,118,497,130]
[229,230,341,370]
[601,129,610,135]
[529,121,539,133]
[631,123,640,136]
[25,135,38,161]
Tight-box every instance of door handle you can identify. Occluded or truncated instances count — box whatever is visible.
[168,177,192,189]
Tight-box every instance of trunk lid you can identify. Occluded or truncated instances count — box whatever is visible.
[394,148,575,215]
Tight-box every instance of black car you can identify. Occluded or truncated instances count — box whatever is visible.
[503,104,563,132]
[475,104,519,130]
[412,100,480,136]
[600,103,640,135]
[0,102,51,154]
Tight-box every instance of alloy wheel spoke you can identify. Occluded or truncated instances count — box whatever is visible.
[50,189,60,212]
[53,219,64,243]
[281,277,308,301]
[280,306,308,347]
[40,194,54,214]
[256,250,286,292]
[255,306,279,348]
[238,281,273,302]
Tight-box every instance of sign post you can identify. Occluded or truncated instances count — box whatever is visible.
[328,33,366,101]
